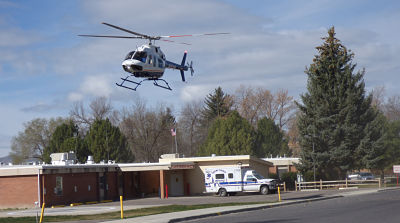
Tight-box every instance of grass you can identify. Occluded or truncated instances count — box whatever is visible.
[0,201,274,223]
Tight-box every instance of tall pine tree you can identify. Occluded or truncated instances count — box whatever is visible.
[202,87,233,123]
[296,27,385,180]
[255,117,291,158]
[198,111,255,156]
[43,120,89,163]
[85,118,133,163]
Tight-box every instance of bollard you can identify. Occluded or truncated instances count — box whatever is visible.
[283,182,286,192]
[39,203,45,223]
[120,196,124,219]
[278,186,281,202]
[165,184,168,199]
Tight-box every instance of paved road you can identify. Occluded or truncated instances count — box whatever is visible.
[183,189,400,223]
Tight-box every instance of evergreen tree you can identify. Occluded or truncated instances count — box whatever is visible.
[198,111,256,156]
[255,117,291,158]
[43,120,89,163]
[296,27,385,179]
[380,120,400,176]
[85,119,133,163]
[202,87,233,123]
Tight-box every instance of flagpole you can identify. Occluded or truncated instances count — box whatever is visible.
[174,129,178,154]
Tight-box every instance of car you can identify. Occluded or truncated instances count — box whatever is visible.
[347,172,375,180]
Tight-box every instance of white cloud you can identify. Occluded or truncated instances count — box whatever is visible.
[68,92,84,102]
[67,74,113,102]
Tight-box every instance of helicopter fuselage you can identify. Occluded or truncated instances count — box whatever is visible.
[122,44,166,78]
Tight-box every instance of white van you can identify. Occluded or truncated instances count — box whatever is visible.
[204,167,278,196]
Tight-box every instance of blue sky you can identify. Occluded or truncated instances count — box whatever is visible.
[1,0,399,157]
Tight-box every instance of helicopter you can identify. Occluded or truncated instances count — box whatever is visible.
[79,22,229,91]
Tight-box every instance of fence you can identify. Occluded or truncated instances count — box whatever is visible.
[295,178,382,191]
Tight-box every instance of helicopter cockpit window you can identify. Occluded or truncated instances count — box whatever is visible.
[132,51,147,63]
[125,51,135,60]
[158,59,163,68]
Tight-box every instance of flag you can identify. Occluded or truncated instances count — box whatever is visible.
[171,128,176,136]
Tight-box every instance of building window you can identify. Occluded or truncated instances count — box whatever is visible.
[55,176,63,196]
[215,174,225,180]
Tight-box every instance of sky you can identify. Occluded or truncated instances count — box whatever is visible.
[0,0,399,158]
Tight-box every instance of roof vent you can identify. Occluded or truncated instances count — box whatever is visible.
[86,156,94,164]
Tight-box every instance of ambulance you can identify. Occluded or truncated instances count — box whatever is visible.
[204,167,278,196]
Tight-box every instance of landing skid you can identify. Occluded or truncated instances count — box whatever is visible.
[116,76,172,91]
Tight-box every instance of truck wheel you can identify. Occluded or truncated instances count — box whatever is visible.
[219,188,228,197]
[260,186,269,195]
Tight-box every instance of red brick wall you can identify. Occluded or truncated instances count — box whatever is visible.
[0,175,38,208]
[105,172,118,200]
[43,173,97,206]
[140,171,160,195]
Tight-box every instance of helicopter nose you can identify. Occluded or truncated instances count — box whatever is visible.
[122,65,130,72]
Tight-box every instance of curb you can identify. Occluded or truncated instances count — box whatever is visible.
[378,186,400,192]
[169,195,343,223]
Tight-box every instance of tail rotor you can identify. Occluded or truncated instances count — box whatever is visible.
[187,61,194,76]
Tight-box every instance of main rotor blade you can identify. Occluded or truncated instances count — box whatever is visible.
[78,34,143,39]
[160,32,230,38]
[102,22,154,39]
[161,39,191,45]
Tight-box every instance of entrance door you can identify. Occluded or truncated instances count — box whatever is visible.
[98,173,107,201]
[169,171,184,196]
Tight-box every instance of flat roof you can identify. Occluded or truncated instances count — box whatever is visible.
[0,161,196,176]
[0,155,273,177]
[262,157,300,166]
[159,155,273,166]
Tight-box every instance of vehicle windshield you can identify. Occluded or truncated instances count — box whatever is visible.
[360,173,372,177]
[125,51,135,60]
[253,172,265,180]
[132,51,147,63]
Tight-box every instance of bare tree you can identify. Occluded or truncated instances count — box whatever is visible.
[371,85,386,111]
[286,110,301,157]
[234,86,295,130]
[120,99,175,162]
[234,85,273,127]
[10,117,66,163]
[384,95,400,121]
[70,97,114,131]
[178,100,204,156]
[274,89,296,130]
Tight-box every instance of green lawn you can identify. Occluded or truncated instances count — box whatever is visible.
[0,201,274,223]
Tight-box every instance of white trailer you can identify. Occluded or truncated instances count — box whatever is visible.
[204,167,278,196]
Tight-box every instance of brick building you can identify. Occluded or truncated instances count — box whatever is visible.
[0,153,273,208]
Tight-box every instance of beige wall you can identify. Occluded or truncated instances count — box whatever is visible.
[249,160,269,178]
[0,175,38,208]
